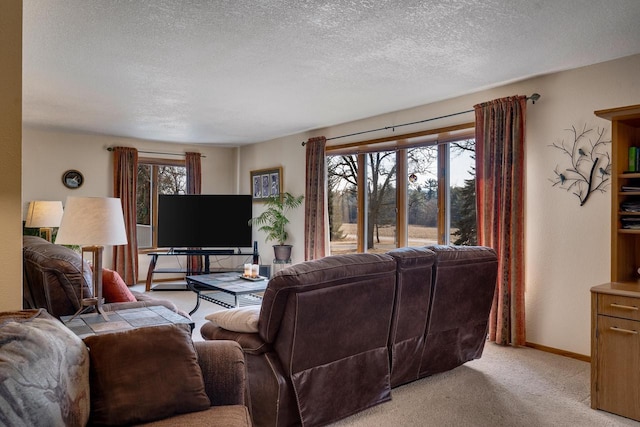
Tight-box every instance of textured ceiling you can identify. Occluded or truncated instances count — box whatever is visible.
[22,0,640,145]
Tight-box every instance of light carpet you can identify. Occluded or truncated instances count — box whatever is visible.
[136,282,639,427]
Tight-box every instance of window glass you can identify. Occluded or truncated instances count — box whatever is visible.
[366,151,397,254]
[407,145,439,246]
[136,162,186,249]
[328,137,476,254]
[449,139,477,245]
[328,155,359,255]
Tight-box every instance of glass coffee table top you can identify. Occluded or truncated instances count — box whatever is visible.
[186,271,268,312]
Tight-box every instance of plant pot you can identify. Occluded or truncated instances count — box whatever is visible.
[273,245,292,262]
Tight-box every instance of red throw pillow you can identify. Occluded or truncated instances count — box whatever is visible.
[101,268,137,303]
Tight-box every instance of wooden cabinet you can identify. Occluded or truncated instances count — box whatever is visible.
[591,105,640,421]
[591,284,640,420]
[595,104,640,282]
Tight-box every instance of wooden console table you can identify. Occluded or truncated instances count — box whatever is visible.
[145,249,255,291]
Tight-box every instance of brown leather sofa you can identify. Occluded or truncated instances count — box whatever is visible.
[201,245,498,427]
[22,235,186,319]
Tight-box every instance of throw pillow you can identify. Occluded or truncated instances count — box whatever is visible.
[0,309,90,427]
[205,306,260,333]
[84,324,210,426]
[101,268,136,303]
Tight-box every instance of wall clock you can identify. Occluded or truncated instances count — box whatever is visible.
[62,169,84,189]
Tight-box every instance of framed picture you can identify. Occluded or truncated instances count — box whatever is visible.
[62,169,84,189]
[250,167,282,202]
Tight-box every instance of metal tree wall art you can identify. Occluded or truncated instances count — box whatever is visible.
[549,124,611,206]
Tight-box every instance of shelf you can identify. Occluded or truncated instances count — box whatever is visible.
[621,173,640,179]
[619,212,640,216]
[619,229,640,234]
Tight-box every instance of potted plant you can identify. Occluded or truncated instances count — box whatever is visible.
[249,192,304,262]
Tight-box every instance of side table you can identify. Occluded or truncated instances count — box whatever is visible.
[61,306,194,338]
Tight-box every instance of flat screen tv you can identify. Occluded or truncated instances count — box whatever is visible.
[157,194,252,249]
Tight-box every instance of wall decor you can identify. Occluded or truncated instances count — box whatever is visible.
[549,124,610,206]
[62,169,84,189]
[250,167,282,202]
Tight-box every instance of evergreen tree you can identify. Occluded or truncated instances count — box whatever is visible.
[451,176,477,245]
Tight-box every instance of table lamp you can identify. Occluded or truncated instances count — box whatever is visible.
[55,197,128,320]
[25,200,64,242]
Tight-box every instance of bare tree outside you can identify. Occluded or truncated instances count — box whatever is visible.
[328,139,476,254]
[136,164,186,248]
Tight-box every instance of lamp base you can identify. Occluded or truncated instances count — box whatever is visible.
[40,227,53,242]
[66,297,109,322]
[65,245,109,322]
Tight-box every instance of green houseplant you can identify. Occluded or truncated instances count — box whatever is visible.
[249,192,304,262]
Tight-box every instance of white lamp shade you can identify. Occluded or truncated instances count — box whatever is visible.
[55,197,128,246]
[25,201,64,228]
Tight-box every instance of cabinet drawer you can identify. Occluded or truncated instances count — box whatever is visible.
[598,294,640,320]
[595,315,640,420]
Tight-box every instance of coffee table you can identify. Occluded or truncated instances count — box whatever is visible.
[186,271,268,314]
[61,306,194,338]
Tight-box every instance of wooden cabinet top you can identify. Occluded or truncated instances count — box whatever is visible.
[595,104,640,122]
[592,281,640,297]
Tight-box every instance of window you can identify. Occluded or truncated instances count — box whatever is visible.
[328,124,476,254]
[136,158,186,249]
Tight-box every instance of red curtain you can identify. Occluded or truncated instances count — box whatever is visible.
[186,152,203,274]
[474,95,526,346]
[112,147,139,285]
[304,137,328,260]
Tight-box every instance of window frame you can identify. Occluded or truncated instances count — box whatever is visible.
[137,157,186,252]
[326,122,475,253]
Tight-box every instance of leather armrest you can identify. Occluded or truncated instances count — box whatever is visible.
[194,340,247,406]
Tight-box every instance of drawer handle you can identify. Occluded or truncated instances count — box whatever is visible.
[610,326,638,335]
[610,303,639,311]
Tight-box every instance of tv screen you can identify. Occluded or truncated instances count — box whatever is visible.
[157,194,252,249]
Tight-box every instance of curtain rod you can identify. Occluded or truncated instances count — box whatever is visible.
[301,93,541,146]
[106,147,206,158]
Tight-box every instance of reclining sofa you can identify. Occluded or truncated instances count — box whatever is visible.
[22,235,186,319]
[201,245,498,427]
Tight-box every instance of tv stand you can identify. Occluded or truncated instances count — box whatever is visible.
[145,249,253,291]
[171,248,235,255]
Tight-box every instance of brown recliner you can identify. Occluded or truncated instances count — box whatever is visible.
[202,253,397,427]
[418,245,498,377]
[22,235,186,319]
[386,246,437,387]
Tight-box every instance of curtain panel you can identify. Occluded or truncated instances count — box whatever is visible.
[112,146,139,285]
[304,137,328,260]
[185,152,203,274]
[474,95,526,346]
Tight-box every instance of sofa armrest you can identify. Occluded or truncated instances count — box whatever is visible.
[194,340,247,407]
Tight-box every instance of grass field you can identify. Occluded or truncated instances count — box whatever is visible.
[330,223,444,254]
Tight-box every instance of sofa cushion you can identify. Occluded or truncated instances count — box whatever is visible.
[0,309,90,427]
[135,405,251,426]
[205,306,260,333]
[84,324,210,426]
[102,268,137,303]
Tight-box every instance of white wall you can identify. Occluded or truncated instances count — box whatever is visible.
[0,0,22,311]
[22,127,239,281]
[240,54,640,356]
